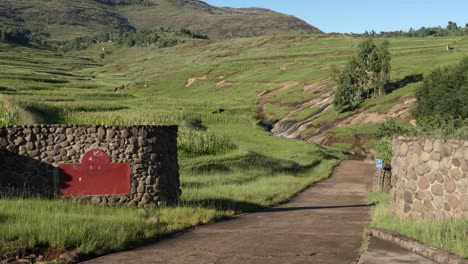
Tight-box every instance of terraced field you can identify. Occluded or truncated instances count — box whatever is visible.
[1,34,468,259]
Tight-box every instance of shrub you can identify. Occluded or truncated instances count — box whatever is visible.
[413,57,468,126]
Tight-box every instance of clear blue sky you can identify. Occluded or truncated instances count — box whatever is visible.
[204,0,468,33]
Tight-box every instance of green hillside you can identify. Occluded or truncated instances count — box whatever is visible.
[117,0,321,38]
[0,0,321,40]
[1,7,468,259]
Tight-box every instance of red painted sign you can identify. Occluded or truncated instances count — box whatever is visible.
[59,149,131,197]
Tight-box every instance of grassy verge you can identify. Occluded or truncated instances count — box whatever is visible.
[0,160,338,259]
[369,192,468,258]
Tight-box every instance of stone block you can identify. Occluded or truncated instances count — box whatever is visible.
[400,143,408,156]
[451,168,462,181]
[416,164,431,176]
[460,194,468,212]
[444,179,456,194]
[417,176,430,190]
[420,151,431,162]
[431,184,443,196]
[404,191,413,204]
[448,195,459,209]
[423,139,433,152]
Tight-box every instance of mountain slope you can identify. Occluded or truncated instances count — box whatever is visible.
[118,0,322,38]
[0,0,321,40]
[0,0,134,40]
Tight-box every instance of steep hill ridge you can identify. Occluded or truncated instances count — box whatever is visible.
[0,0,321,40]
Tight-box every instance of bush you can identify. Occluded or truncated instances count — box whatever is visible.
[413,57,468,126]
[374,119,414,137]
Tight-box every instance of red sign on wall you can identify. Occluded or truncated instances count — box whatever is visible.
[59,149,131,197]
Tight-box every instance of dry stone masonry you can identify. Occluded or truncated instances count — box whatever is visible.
[391,137,468,220]
[0,125,180,207]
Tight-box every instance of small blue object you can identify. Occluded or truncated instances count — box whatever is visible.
[376,159,384,168]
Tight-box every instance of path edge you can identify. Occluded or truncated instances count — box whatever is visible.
[368,228,468,264]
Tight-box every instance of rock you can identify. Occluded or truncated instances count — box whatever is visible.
[444,144,452,156]
[423,139,433,152]
[91,197,101,205]
[433,140,444,152]
[426,172,436,184]
[430,152,441,161]
[404,204,411,213]
[420,151,431,162]
[417,176,430,190]
[28,149,40,158]
[450,169,461,181]
[422,199,433,212]
[59,149,67,157]
[141,194,151,204]
[25,134,35,142]
[58,252,78,263]
[430,161,440,171]
[145,176,152,185]
[400,143,409,155]
[97,127,106,138]
[416,164,430,176]
[404,191,413,204]
[14,137,25,145]
[447,195,459,209]
[458,181,468,193]
[66,135,74,142]
[464,148,468,160]
[431,184,443,196]
[137,183,145,193]
[67,149,76,157]
[444,179,456,194]
[25,142,34,150]
[0,137,8,147]
[441,157,452,169]
[121,129,130,138]
[460,194,468,212]
[411,153,419,167]
[106,129,116,139]
[407,180,417,191]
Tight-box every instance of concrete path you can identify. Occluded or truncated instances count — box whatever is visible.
[359,236,436,264]
[83,160,375,264]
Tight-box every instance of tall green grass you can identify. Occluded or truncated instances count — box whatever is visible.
[369,192,468,258]
[0,199,224,255]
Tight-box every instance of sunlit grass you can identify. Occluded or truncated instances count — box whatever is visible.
[369,192,468,258]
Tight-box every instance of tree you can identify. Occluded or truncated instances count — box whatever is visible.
[333,58,362,111]
[333,39,391,112]
[447,21,459,31]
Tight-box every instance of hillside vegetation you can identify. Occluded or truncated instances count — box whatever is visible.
[1,14,468,259]
[0,0,321,40]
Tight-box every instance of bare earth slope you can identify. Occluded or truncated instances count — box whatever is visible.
[83,160,374,264]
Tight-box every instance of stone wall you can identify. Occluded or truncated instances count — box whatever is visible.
[391,137,468,220]
[0,125,180,207]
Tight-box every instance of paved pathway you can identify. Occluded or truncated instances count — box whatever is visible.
[359,236,436,264]
[83,160,376,264]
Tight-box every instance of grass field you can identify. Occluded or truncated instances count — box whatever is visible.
[369,192,468,258]
[1,34,468,259]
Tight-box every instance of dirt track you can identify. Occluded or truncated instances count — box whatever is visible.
[83,160,375,264]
